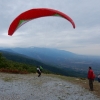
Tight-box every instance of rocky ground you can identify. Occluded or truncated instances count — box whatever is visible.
[0,73,99,100]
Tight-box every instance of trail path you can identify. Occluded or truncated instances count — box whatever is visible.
[0,73,99,100]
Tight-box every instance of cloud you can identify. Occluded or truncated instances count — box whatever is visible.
[0,0,100,55]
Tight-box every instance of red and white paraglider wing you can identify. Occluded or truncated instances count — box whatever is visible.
[8,8,75,36]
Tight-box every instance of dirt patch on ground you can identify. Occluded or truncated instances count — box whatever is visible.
[54,74,100,98]
[0,73,100,100]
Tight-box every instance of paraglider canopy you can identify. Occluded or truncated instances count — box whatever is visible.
[8,8,75,36]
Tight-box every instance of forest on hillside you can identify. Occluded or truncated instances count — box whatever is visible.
[0,51,89,78]
[0,53,50,74]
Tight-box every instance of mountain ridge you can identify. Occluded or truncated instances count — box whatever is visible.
[0,47,100,77]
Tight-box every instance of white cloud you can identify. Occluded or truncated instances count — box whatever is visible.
[0,0,100,55]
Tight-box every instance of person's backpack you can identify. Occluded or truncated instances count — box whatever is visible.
[40,66,43,71]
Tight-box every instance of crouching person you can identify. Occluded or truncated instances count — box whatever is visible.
[37,66,41,77]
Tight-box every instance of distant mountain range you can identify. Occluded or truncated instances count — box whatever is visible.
[0,47,100,77]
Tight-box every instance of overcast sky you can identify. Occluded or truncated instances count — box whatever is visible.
[0,0,100,56]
